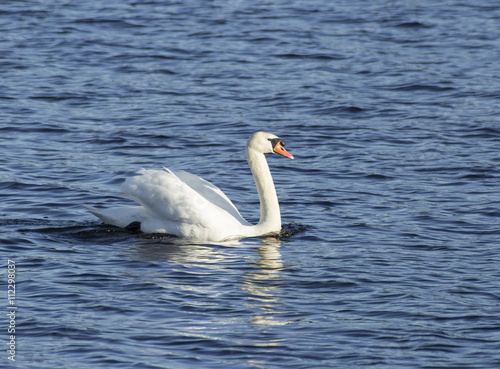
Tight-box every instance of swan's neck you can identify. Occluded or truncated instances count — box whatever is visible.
[246,147,281,234]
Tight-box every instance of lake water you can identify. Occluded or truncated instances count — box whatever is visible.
[2,1,500,368]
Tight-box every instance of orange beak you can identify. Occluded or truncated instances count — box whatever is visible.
[274,142,294,160]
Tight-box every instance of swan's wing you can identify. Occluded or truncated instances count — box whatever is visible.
[170,169,247,224]
[121,168,247,227]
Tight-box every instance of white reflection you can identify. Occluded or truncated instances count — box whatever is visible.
[130,237,242,266]
[243,238,292,326]
[130,236,291,326]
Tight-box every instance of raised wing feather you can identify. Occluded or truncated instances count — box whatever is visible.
[170,169,247,224]
[120,168,248,229]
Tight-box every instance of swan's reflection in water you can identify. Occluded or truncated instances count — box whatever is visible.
[130,236,291,326]
[242,238,291,326]
[131,237,233,264]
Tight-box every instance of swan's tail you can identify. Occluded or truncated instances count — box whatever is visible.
[84,204,146,228]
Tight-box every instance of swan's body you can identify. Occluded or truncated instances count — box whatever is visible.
[85,132,294,241]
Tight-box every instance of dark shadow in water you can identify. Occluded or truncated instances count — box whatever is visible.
[8,218,310,246]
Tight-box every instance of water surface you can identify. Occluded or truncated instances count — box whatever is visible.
[1,1,500,368]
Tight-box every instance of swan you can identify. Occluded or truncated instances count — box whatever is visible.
[84,132,294,241]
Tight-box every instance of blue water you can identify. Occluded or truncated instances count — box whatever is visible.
[2,1,500,368]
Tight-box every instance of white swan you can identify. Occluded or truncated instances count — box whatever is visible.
[85,132,294,241]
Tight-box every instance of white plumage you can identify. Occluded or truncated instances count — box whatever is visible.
[85,132,294,241]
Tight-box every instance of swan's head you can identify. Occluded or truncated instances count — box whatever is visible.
[247,132,294,160]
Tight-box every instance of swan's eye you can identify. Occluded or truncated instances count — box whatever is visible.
[268,138,284,149]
